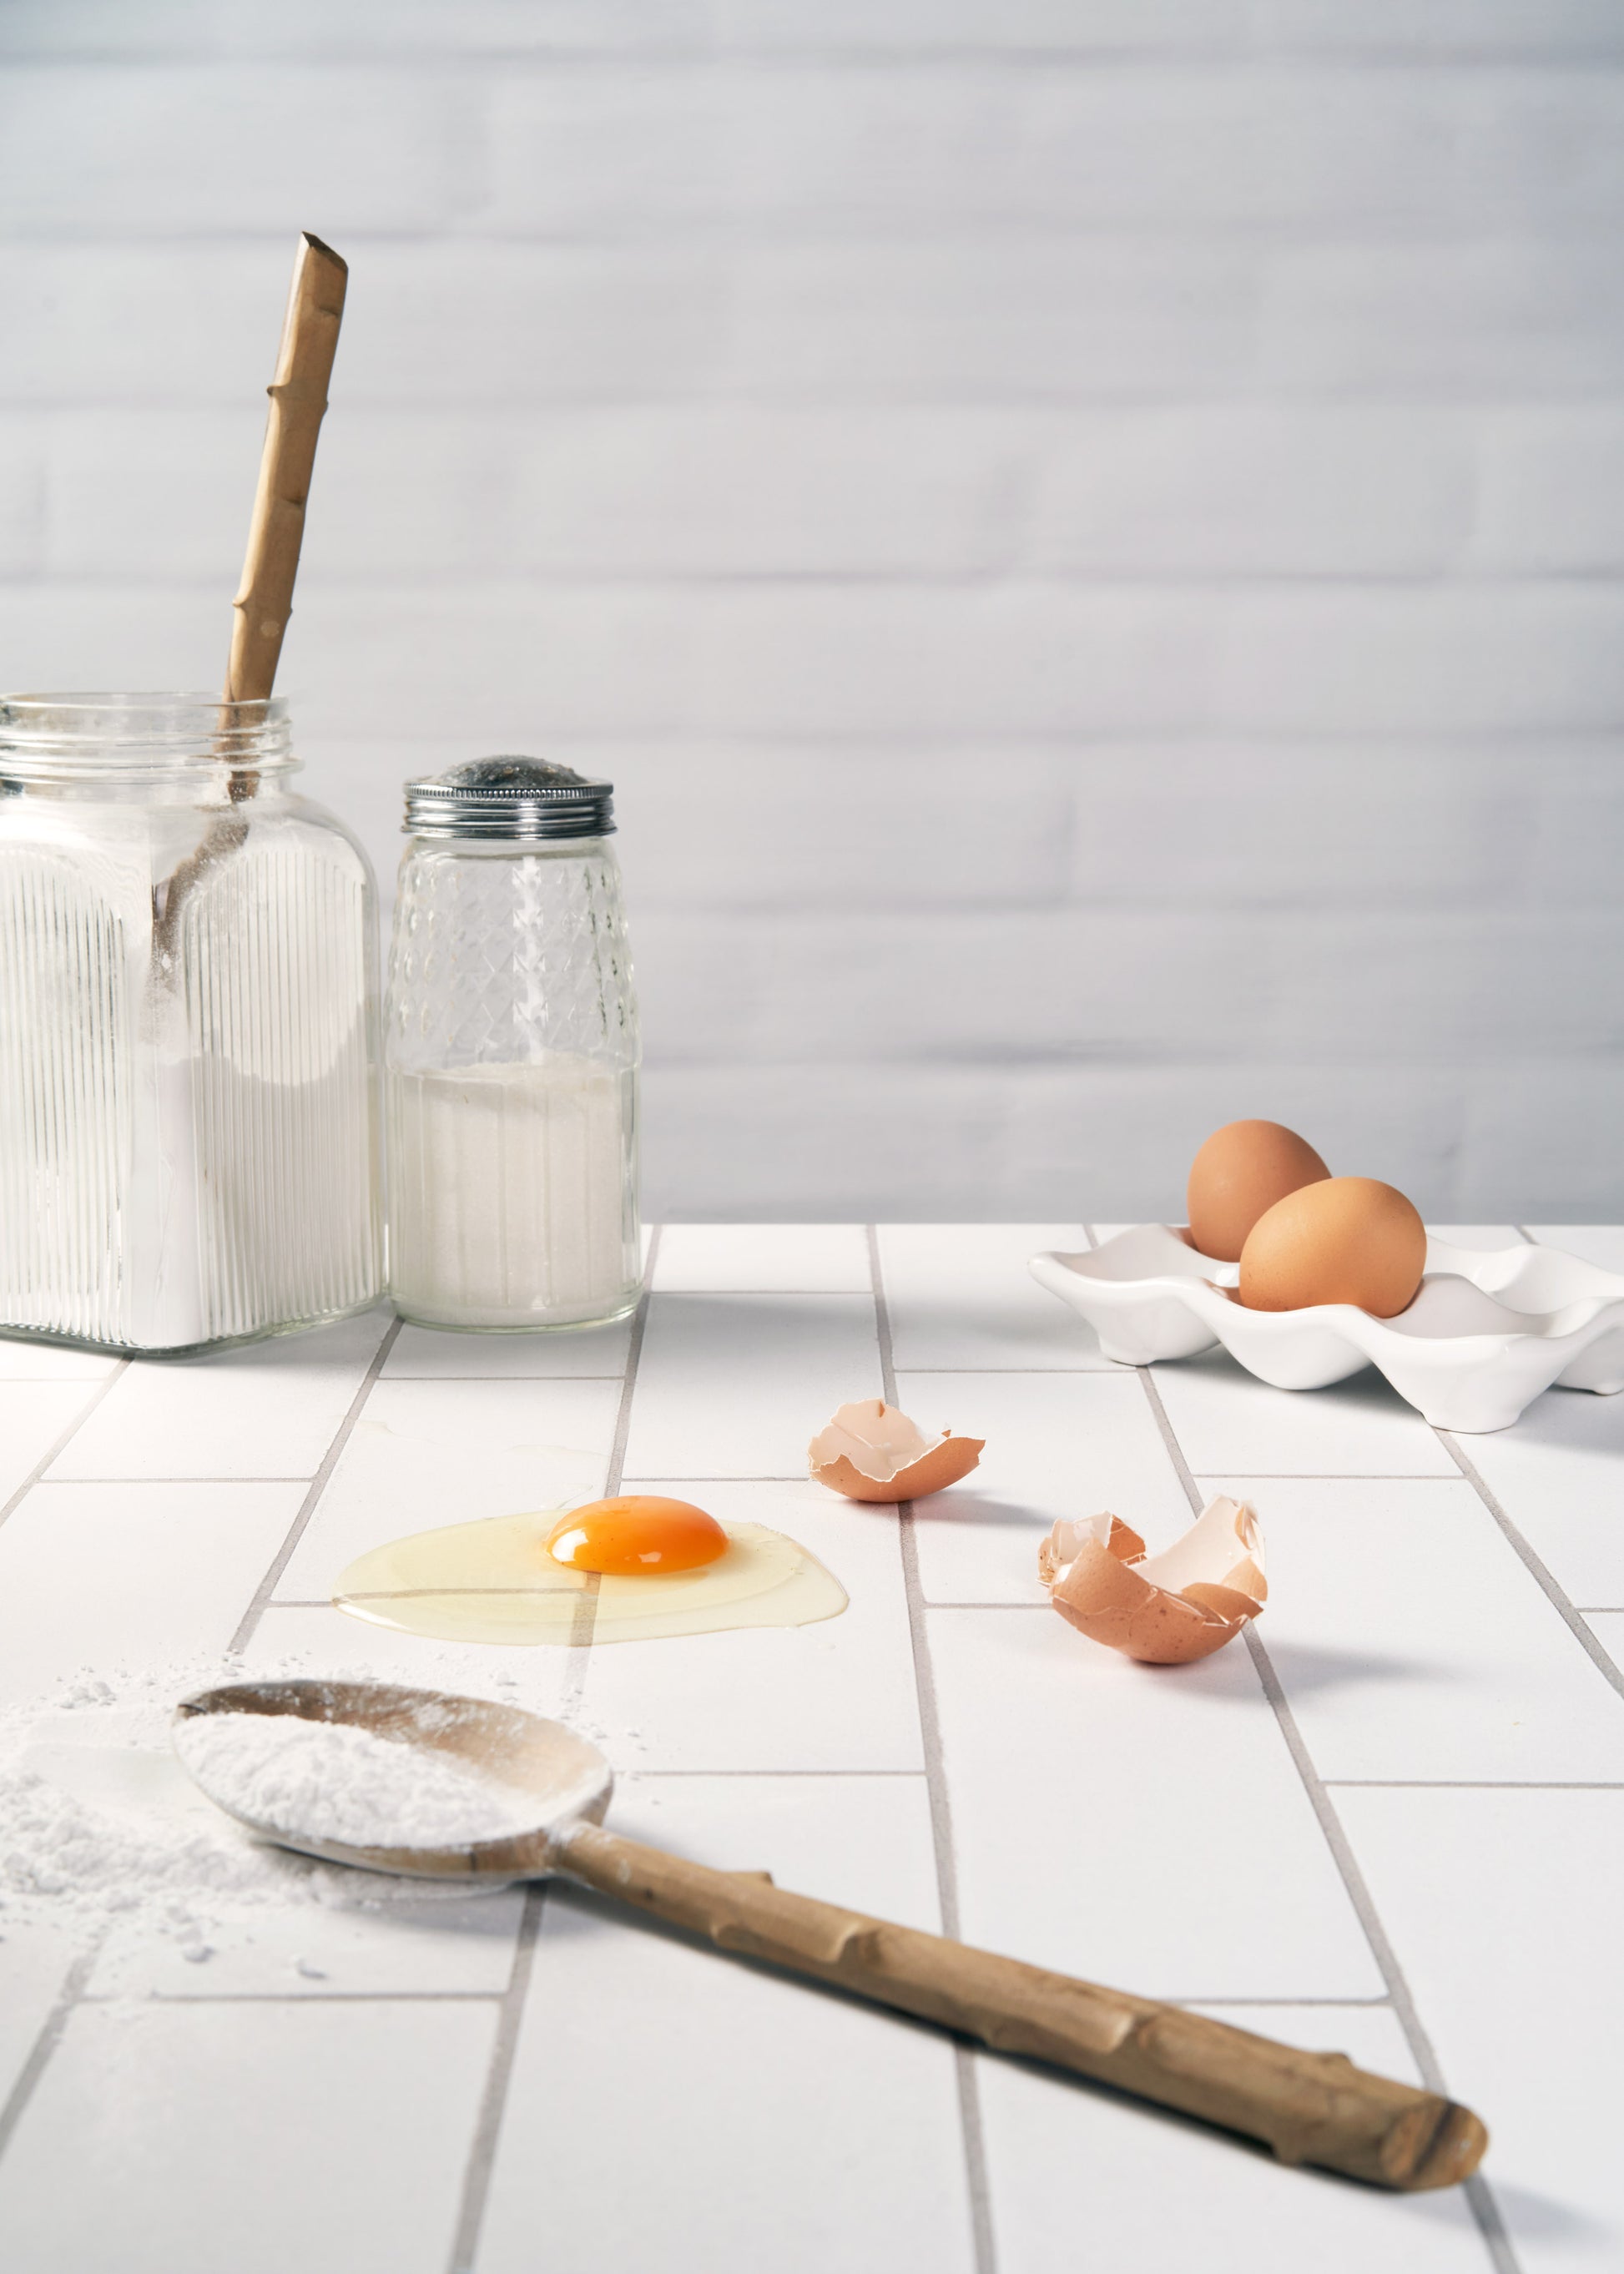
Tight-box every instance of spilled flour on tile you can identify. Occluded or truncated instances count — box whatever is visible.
[0,1655,593,1964]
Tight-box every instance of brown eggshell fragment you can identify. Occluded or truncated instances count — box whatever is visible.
[1238,1176,1426,1319]
[1037,1513,1145,1588]
[809,1399,984,1504]
[1040,1496,1266,1665]
[1187,1120,1331,1262]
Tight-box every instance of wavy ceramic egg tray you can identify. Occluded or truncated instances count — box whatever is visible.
[1030,1226,1624,1433]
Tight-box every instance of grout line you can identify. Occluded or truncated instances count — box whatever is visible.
[626,1767,927,1778]
[0,1949,98,2164]
[83,1988,509,2007]
[446,1888,545,2274]
[1249,1603,1519,2271]
[1178,1994,1393,2009]
[1460,2172,1524,2271]
[1188,1471,1468,1482]
[1433,1429,1624,1703]
[383,1374,627,1383]
[561,1225,661,1698]
[619,1473,803,1483]
[1137,1362,1520,2274]
[894,1366,1122,1375]
[445,1229,660,2274]
[870,1224,998,2274]
[644,1286,874,1297]
[0,1359,130,1533]
[924,1601,1056,1611]
[1325,1779,1624,1790]
[25,1475,320,1485]
[226,1319,404,1656]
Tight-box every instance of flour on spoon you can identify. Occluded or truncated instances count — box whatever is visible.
[172,1712,540,1850]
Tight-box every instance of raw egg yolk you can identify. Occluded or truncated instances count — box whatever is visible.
[545,1497,729,1576]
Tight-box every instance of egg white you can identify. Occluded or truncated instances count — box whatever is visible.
[333,1510,846,1646]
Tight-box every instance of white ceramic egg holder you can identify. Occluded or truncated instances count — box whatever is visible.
[1030,1226,1624,1433]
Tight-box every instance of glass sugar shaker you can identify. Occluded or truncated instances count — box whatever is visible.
[0,693,381,1353]
[384,759,641,1332]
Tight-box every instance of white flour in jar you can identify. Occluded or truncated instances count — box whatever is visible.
[170,1711,539,1851]
[386,1055,635,1328]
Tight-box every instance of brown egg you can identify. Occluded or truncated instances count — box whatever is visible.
[1238,1177,1426,1317]
[1186,1120,1330,1261]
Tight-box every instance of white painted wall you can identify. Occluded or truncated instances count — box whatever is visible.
[3,1,1622,1221]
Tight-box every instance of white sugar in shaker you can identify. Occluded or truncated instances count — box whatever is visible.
[384,759,641,1332]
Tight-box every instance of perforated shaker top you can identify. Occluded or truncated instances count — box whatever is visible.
[401,757,614,840]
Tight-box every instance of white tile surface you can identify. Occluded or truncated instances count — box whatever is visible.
[1158,1350,1459,1476]
[0,1927,78,2110]
[0,1382,116,1506]
[4,1222,1615,2268]
[879,1223,1111,1370]
[1337,1786,1624,2273]
[90,1887,525,2001]
[604,1772,943,1932]
[0,1997,498,2274]
[382,1319,631,1379]
[274,1376,623,1596]
[242,1602,577,1724]
[654,1223,872,1291]
[48,1311,391,1481]
[0,1341,119,1382]
[622,1292,880,1478]
[0,1483,303,1705]
[1213,1476,1624,1782]
[978,2004,1489,2274]
[899,1369,1193,1606]
[477,1779,972,2274]
[1454,1392,1624,1608]
[929,1606,1385,2000]
[576,1479,923,1772]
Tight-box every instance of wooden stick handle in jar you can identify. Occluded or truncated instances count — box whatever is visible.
[554,1823,1486,2191]
[225,231,347,704]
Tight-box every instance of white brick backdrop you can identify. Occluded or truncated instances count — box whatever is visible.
[3,1,1622,1221]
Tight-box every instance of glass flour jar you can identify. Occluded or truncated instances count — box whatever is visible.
[384,759,641,1331]
[0,694,381,1353]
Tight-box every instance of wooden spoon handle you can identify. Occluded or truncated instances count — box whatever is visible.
[554,1822,1485,2192]
[225,231,347,704]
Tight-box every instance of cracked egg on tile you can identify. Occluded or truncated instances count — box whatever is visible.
[1038,1495,1265,1664]
[333,1494,847,1646]
[809,1399,984,1503]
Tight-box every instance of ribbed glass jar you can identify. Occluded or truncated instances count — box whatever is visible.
[0,695,381,1353]
[385,760,640,1332]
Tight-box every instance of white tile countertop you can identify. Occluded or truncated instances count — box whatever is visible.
[0,1223,1621,2274]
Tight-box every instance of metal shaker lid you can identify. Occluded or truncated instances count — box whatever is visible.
[402,757,614,840]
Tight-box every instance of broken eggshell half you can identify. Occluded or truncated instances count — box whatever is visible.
[1039,1495,1266,1665]
[809,1399,985,1504]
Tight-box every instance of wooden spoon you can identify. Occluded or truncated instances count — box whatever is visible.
[151,234,347,959]
[174,1678,1487,2194]
[226,230,347,704]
